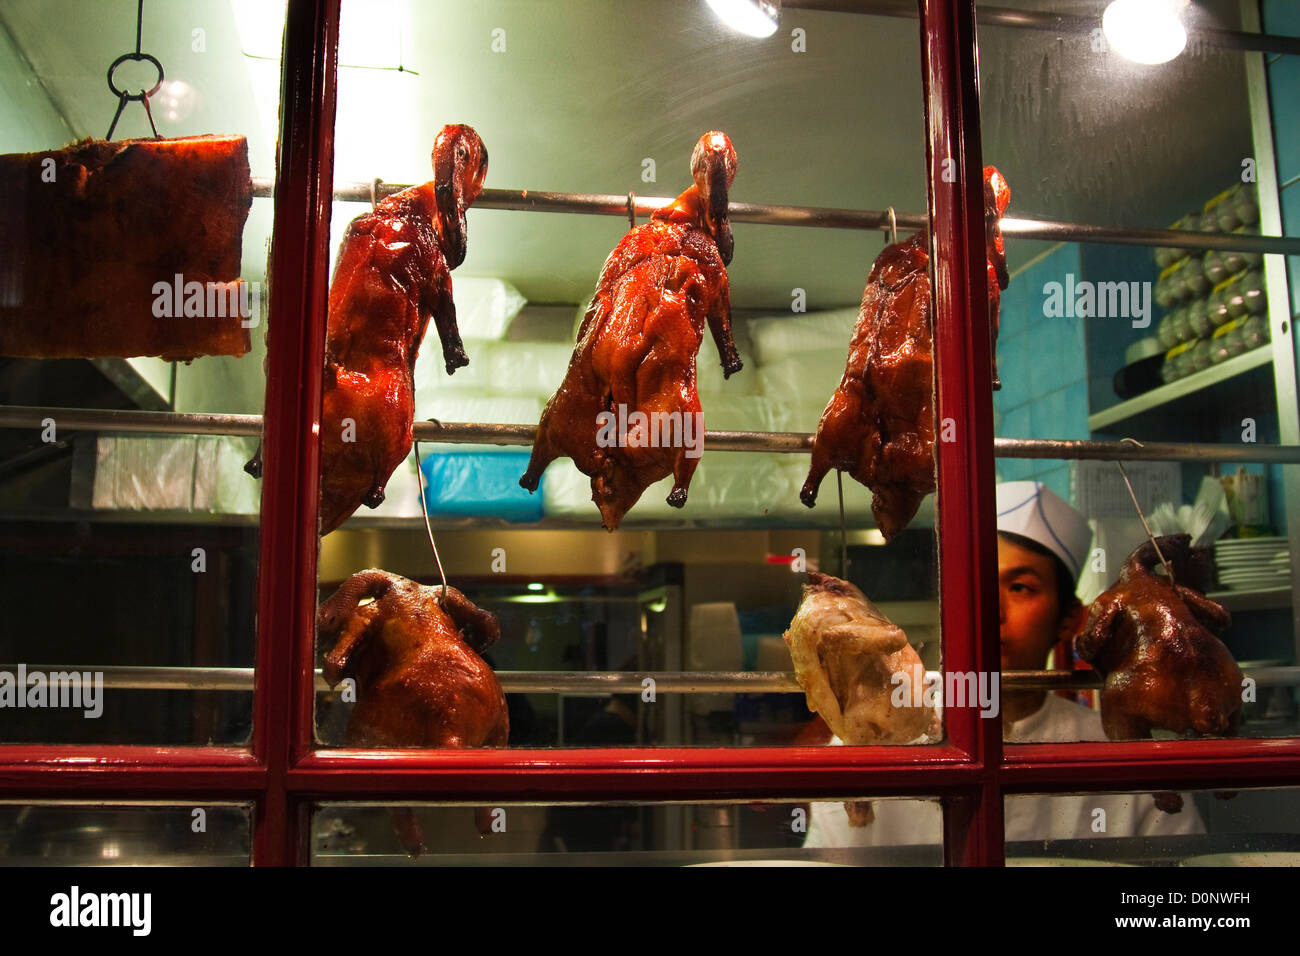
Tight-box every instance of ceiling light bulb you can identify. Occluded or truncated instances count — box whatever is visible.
[1103,0,1187,64]
[705,0,780,38]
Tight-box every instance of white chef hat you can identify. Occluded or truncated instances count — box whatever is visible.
[995,481,1091,582]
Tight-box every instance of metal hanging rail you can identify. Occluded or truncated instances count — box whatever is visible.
[247,177,1300,256]
[4,664,1298,693]
[4,406,1300,464]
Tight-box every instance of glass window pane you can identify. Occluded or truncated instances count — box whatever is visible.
[0,1,289,744]
[311,797,942,866]
[314,0,946,751]
[1005,786,1300,865]
[977,1,1299,744]
[0,802,251,866]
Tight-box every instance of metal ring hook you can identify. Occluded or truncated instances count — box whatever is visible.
[370,177,383,211]
[887,206,898,246]
[627,191,637,229]
[104,1,164,141]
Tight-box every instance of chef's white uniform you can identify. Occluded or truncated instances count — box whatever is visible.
[803,693,1205,847]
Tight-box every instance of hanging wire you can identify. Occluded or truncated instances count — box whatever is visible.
[837,469,847,577]
[626,191,637,229]
[105,0,164,140]
[412,439,449,605]
[1115,437,1175,583]
[886,205,898,245]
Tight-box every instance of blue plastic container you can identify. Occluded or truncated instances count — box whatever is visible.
[420,451,543,522]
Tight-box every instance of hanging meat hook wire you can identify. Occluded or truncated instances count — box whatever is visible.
[412,438,449,606]
[886,206,898,246]
[837,469,848,576]
[1115,437,1175,583]
[105,0,164,140]
[626,191,637,229]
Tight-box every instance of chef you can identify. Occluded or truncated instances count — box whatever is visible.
[803,480,1205,848]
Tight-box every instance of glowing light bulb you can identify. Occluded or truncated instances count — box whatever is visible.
[705,0,780,38]
[1103,0,1188,65]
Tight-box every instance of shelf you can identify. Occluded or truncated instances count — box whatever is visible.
[1207,587,1293,613]
[1088,347,1272,431]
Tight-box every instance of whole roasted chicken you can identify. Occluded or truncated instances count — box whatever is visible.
[785,572,935,826]
[519,131,743,529]
[800,167,1010,540]
[784,572,935,747]
[1076,535,1242,743]
[309,125,487,534]
[319,569,508,854]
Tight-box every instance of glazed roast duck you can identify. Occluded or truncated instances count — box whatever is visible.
[246,124,489,535]
[520,131,744,529]
[1076,534,1242,742]
[800,166,1010,540]
[319,569,508,854]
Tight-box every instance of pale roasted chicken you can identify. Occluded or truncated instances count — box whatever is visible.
[253,125,488,534]
[784,572,935,826]
[784,572,936,749]
[319,568,508,854]
[800,167,1010,540]
[519,131,743,529]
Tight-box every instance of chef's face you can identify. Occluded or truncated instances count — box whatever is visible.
[997,535,1076,671]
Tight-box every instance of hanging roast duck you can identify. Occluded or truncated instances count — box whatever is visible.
[246,124,488,535]
[519,131,744,529]
[800,166,1010,540]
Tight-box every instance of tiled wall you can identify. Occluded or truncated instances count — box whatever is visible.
[993,243,1089,502]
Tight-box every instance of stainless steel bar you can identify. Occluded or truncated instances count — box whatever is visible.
[0,406,261,437]
[994,437,1300,465]
[247,177,1300,255]
[998,218,1300,255]
[5,665,1294,692]
[6,407,1300,464]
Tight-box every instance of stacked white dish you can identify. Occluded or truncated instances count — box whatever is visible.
[1212,537,1291,591]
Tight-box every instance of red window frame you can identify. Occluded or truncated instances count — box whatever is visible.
[2,0,1298,866]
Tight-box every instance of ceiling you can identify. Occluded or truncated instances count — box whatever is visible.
[0,0,1259,311]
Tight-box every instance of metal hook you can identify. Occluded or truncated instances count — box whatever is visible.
[887,206,898,246]
[627,191,637,229]
[837,469,848,577]
[370,177,383,211]
[1115,438,1175,584]
[104,0,164,141]
[412,437,449,607]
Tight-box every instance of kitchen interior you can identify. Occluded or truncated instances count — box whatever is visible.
[0,0,1299,865]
